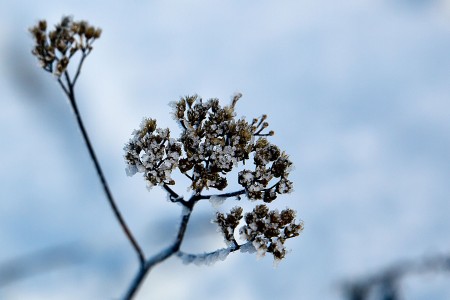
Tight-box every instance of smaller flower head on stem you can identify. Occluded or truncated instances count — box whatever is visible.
[30,16,101,77]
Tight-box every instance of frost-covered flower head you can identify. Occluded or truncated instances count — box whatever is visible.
[125,94,294,198]
[124,118,182,188]
[214,204,303,261]
[240,204,303,260]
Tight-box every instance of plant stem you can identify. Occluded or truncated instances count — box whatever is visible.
[198,189,246,200]
[123,201,195,300]
[61,70,145,266]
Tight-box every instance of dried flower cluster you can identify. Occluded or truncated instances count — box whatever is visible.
[29,16,101,76]
[238,139,293,202]
[124,118,182,188]
[239,204,303,260]
[214,204,302,260]
[125,94,293,198]
[215,207,243,245]
[125,95,303,261]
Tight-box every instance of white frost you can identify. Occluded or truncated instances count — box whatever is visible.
[178,248,231,266]
[125,165,138,177]
[209,195,225,209]
[239,241,256,254]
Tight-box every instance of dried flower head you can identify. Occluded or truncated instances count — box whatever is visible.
[29,16,101,77]
[214,207,243,245]
[238,204,303,260]
[124,118,182,188]
[125,95,294,198]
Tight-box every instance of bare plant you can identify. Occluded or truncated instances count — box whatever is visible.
[29,16,303,299]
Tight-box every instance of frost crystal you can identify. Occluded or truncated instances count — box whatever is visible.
[239,241,257,254]
[178,248,231,266]
[209,195,225,209]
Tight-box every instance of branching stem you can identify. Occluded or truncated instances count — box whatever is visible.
[198,189,246,200]
[123,197,196,299]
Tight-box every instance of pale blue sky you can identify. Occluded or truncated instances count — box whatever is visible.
[1,1,450,299]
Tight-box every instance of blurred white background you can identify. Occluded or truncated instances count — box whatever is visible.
[1,0,450,299]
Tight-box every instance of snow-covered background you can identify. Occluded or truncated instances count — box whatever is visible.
[1,0,450,299]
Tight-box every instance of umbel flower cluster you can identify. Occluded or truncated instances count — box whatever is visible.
[29,16,101,76]
[216,204,302,260]
[125,94,303,261]
[125,94,293,199]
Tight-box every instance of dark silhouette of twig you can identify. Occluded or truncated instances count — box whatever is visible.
[122,185,251,299]
[58,57,145,267]
[198,189,246,200]
[123,193,197,300]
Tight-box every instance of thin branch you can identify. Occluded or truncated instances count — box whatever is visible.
[72,51,89,86]
[61,65,145,266]
[57,78,70,98]
[162,183,188,206]
[162,183,180,199]
[254,132,272,137]
[179,119,188,131]
[63,69,73,89]
[123,201,196,300]
[254,127,265,135]
[198,189,246,200]
[176,241,255,266]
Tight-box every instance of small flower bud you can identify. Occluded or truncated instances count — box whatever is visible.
[38,20,47,31]
[61,16,72,28]
[185,95,197,107]
[78,21,87,34]
[93,28,102,39]
[85,26,95,39]
[56,56,69,76]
